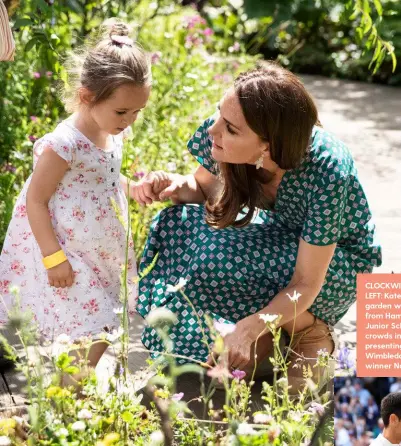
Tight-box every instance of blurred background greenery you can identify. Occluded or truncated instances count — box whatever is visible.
[0,0,399,255]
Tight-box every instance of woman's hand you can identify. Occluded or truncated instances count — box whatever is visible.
[47,260,74,288]
[130,171,187,206]
[206,315,270,373]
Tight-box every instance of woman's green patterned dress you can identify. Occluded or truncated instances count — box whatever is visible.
[136,117,382,363]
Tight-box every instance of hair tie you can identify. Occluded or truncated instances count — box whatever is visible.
[110,35,133,47]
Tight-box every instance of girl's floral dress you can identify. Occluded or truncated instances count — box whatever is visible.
[0,119,137,340]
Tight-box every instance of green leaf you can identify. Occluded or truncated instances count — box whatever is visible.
[175,364,203,376]
[13,18,32,28]
[64,365,80,375]
[25,38,37,52]
[390,51,397,72]
[34,0,50,13]
[373,0,383,16]
[55,352,73,371]
[121,411,134,423]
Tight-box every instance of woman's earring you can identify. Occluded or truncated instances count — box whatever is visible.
[255,154,264,170]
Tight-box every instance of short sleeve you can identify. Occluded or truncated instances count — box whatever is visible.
[33,131,76,168]
[187,116,219,175]
[301,133,354,246]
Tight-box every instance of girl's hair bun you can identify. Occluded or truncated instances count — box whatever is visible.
[101,18,131,39]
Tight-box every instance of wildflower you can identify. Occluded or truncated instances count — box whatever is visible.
[151,51,162,64]
[103,433,120,444]
[149,430,164,445]
[33,72,41,78]
[338,346,354,369]
[103,327,124,343]
[56,428,69,437]
[56,333,71,345]
[207,364,232,383]
[166,162,177,172]
[166,277,187,293]
[28,135,37,143]
[214,320,236,337]
[71,420,86,431]
[276,377,288,388]
[146,307,177,328]
[134,171,145,179]
[231,369,246,380]
[236,422,257,436]
[310,402,325,417]
[46,71,53,77]
[0,437,11,446]
[172,392,184,401]
[203,28,213,36]
[77,409,92,419]
[228,42,240,53]
[287,290,301,302]
[268,425,281,441]
[30,115,38,122]
[259,313,279,324]
[253,413,273,424]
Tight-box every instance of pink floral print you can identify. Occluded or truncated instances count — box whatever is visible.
[0,119,138,340]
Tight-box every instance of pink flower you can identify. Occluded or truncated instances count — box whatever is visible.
[172,392,184,401]
[207,365,232,383]
[151,52,161,65]
[203,28,213,36]
[29,135,37,142]
[33,72,41,79]
[134,171,145,179]
[46,71,53,77]
[214,321,236,337]
[30,116,38,122]
[231,369,246,380]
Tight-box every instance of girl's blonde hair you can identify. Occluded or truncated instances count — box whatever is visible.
[62,19,151,112]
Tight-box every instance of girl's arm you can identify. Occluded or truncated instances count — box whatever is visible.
[26,147,74,288]
[26,147,68,256]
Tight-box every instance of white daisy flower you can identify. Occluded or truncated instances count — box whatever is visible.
[166,277,188,293]
[287,290,301,302]
[259,314,279,324]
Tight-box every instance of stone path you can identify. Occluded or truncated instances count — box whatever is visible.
[303,75,401,370]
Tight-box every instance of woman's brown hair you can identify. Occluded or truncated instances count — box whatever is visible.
[206,61,319,229]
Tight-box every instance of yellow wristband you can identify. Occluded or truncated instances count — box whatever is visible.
[42,250,68,270]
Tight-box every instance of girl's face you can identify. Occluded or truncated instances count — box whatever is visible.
[87,83,151,135]
[208,87,269,166]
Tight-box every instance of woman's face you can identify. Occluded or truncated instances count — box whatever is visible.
[208,87,268,165]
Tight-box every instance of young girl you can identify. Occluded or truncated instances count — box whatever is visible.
[0,20,151,368]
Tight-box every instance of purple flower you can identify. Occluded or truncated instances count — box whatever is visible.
[33,72,41,79]
[134,171,145,179]
[337,346,354,369]
[30,116,38,122]
[4,163,16,173]
[310,402,325,417]
[29,135,37,143]
[231,369,246,380]
[151,52,162,65]
[172,392,184,401]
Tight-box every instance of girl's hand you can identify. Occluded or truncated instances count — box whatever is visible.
[47,260,74,288]
[130,171,186,206]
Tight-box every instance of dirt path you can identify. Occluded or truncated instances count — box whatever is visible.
[302,75,401,368]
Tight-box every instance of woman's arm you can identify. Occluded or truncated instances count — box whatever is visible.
[130,165,221,206]
[214,239,336,370]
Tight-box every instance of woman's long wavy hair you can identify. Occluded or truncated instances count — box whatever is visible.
[205,61,319,229]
